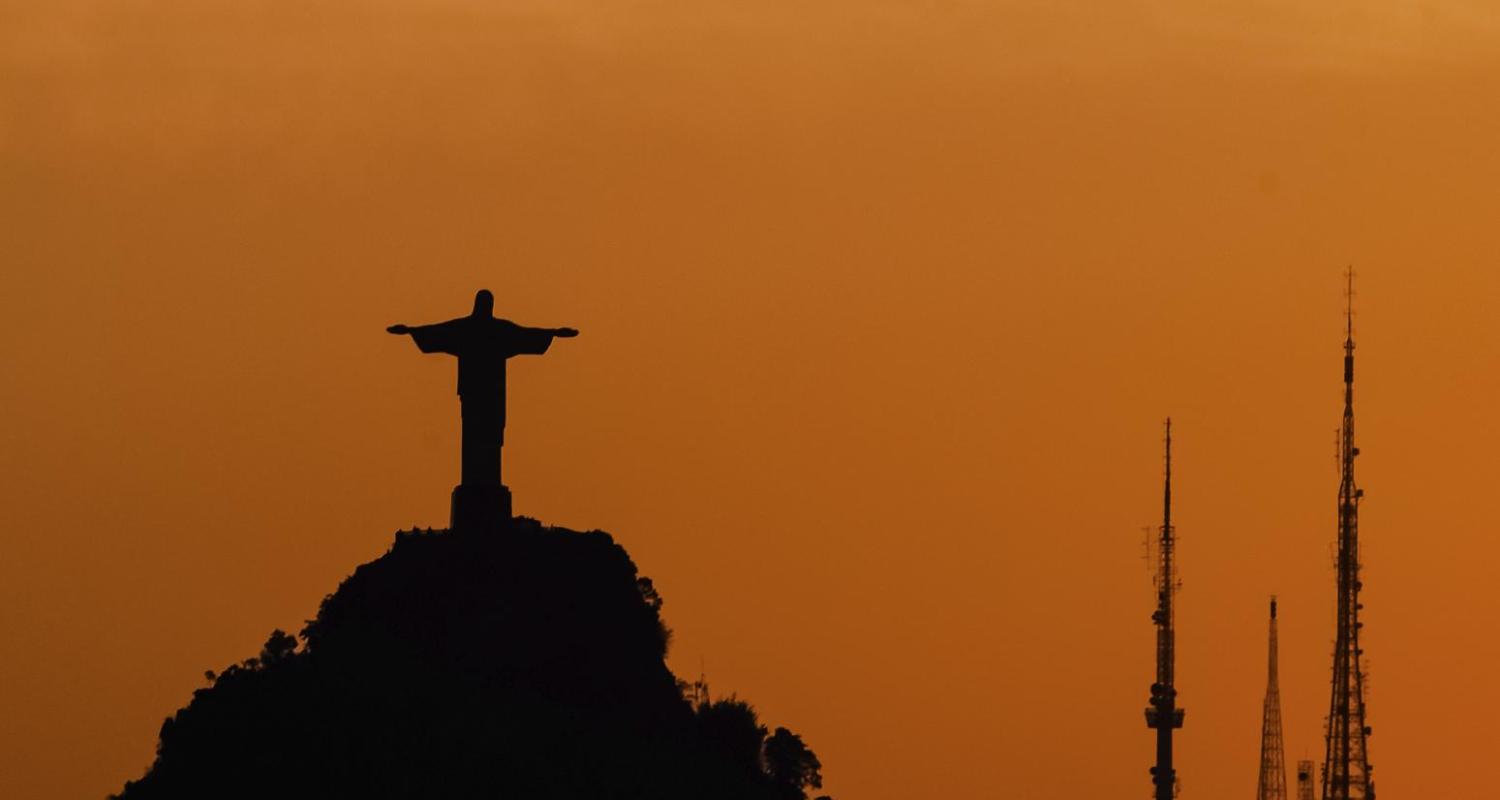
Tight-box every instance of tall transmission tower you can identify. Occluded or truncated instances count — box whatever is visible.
[1145,418,1184,800]
[1297,761,1316,800]
[1321,271,1376,800]
[1256,598,1288,800]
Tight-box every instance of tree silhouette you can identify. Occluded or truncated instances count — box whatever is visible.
[697,698,770,781]
[765,727,824,800]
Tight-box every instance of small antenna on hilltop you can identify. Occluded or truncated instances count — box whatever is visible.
[690,657,710,709]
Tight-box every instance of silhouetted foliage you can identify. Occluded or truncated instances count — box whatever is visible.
[257,629,297,665]
[114,520,827,800]
[697,698,770,782]
[765,727,824,800]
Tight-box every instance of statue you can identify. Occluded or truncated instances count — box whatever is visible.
[388,290,578,530]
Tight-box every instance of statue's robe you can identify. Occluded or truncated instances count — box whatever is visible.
[406,316,559,487]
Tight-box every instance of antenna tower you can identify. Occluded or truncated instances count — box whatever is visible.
[1256,598,1288,800]
[1321,270,1375,800]
[1297,761,1316,800]
[1145,418,1184,800]
[688,659,711,709]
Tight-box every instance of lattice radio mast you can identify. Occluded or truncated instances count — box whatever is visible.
[1146,419,1184,800]
[1297,761,1316,800]
[1321,271,1375,800]
[1257,598,1288,800]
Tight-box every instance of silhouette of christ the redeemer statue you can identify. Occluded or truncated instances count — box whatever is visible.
[388,290,578,530]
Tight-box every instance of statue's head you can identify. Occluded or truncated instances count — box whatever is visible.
[472,290,495,317]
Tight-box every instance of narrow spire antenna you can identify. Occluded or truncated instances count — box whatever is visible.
[1322,271,1375,800]
[1163,417,1172,527]
[1257,595,1288,800]
[1145,417,1183,800]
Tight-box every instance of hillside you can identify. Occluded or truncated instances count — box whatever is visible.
[114,519,826,800]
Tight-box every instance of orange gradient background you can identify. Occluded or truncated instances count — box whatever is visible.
[4,2,1499,797]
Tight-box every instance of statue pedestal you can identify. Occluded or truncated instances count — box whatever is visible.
[450,484,512,532]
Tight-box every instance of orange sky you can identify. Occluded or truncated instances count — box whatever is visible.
[4,2,1500,797]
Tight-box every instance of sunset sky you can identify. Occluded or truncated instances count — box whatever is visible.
[4,1,1500,797]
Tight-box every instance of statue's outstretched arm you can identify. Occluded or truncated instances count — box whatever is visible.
[506,325,578,356]
[389,321,462,354]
